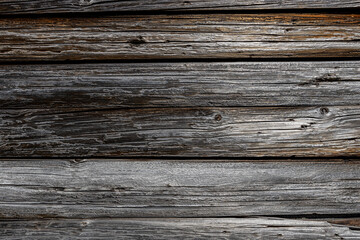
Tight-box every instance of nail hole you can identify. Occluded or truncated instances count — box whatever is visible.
[81,221,89,227]
[320,107,329,115]
[128,36,146,45]
[214,114,222,121]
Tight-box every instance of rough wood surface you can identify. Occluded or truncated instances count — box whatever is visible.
[1,14,360,62]
[1,0,360,15]
[1,106,360,157]
[1,61,360,109]
[0,160,359,218]
[2,217,360,239]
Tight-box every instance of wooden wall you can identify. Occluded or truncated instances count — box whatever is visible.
[0,1,360,239]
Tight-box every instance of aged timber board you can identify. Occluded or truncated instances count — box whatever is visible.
[1,14,360,61]
[1,61,360,109]
[1,106,360,157]
[0,0,360,15]
[0,160,359,218]
[1,218,360,239]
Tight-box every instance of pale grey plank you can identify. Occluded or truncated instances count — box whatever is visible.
[0,160,359,218]
[1,217,360,239]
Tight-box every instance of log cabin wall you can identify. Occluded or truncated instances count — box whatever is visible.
[0,1,360,239]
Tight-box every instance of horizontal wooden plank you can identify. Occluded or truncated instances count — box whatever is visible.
[1,106,359,157]
[0,160,359,218]
[1,0,360,15]
[1,217,360,239]
[1,14,360,62]
[1,61,360,109]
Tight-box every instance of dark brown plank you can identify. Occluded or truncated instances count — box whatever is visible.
[1,217,360,239]
[1,14,360,62]
[1,61,360,109]
[1,106,360,157]
[0,0,360,15]
[0,160,359,218]
[329,218,360,228]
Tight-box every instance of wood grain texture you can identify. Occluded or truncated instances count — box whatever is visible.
[1,217,360,239]
[0,160,359,218]
[1,14,360,62]
[1,61,360,109]
[1,106,360,157]
[1,0,360,15]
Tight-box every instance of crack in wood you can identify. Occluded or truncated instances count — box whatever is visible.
[299,73,343,86]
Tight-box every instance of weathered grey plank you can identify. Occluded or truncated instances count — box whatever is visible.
[1,61,360,109]
[0,0,360,15]
[1,106,359,157]
[1,14,360,62]
[0,160,359,218]
[1,217,360,239]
